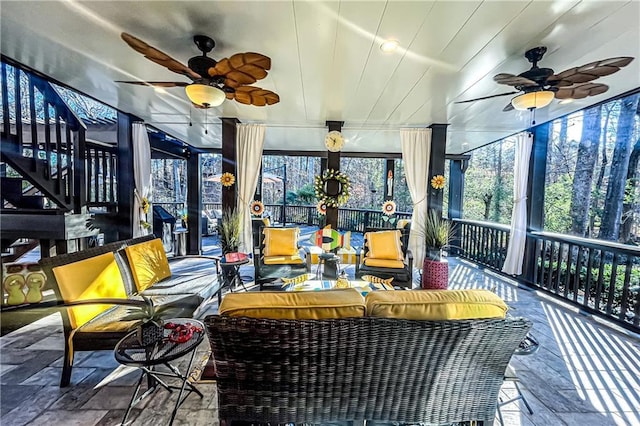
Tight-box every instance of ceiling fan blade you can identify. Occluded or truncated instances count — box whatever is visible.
[493,73,537,87]
[115,81,189,87]
[503,102,514,112]
[555,83,609,100]
[121,32,202,80]
[232,86,280,106]
[208,52,271,85]
[455,91,519,104]
[550,56,634,85]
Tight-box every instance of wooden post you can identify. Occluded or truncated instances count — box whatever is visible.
[523,125,550,284]
[447,155,469,255]
[116,112,134,240]
[221,118,239,213]
[186,148,202,255]
[324,121,343,229]
[428,124,448,216]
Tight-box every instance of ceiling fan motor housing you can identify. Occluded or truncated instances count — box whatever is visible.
[188,55,217,80]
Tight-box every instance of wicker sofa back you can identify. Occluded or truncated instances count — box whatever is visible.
[205,315,532,425]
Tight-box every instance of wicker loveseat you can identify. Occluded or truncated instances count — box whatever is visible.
[38,235,221,386]
[205,289,532,425]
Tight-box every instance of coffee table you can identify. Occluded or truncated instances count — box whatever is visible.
[114,318,205,425]
[284,279,394,295]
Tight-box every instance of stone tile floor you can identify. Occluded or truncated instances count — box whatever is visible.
[1,257,639,425]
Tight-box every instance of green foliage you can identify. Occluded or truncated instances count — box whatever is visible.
[296,183,316,204]
[219,208,241,254]
[418,209,454,250]
[544,174,573,233]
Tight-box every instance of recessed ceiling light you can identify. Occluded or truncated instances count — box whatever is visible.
[380,39,399,53]
[559,98,574,105]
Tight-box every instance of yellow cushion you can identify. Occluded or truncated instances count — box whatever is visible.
[363,258,405,268]
[365,230,403,260]
[52,253,127,329]
[219,288,365,319]
[365,289,508,320]
[263,228,299,256]
[263,254,304,265]
[124,239,171,292]
[336,247,357,264]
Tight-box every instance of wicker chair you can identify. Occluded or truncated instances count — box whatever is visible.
[356,225,413,288]
[205,315,532,425]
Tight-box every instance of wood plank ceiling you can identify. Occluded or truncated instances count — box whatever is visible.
[1,1,638,154]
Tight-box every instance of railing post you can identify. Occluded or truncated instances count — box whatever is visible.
[72,128,86,213]
[523,124,550,284]
[221,117,239,214]
[428,124,448,215]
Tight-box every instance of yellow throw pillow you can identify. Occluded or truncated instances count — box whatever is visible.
[365,230,403,260]
[219,288,365,319]
[52,253,127,329]
[263,228,299,256]
[124,239,171,292]
[365,289,508,320]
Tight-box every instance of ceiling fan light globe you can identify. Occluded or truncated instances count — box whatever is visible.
[511,90,554,111]
[185,84,225,107]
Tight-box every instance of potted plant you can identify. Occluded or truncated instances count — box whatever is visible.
[219,208,241,255]
[418,209,454,289]
[121,296,182,346]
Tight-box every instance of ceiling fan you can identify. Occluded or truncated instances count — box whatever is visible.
[455,46,633,112]
[116,32,279,108]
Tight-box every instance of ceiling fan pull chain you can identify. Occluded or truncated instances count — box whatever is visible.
[530,108,537,126]
[205,108,208,135]
[189,107,193,127]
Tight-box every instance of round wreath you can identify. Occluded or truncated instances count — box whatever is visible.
[314,169,350,207]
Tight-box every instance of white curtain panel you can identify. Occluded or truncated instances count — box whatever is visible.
[236,123,266,253]
[400,128,432,267]
[502,132,533,275]
[132,122,152,237]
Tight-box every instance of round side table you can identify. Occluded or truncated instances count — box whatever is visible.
[114,318,205,425]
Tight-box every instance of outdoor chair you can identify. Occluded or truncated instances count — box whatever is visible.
[252,219,311,290]
[356,224,413,288]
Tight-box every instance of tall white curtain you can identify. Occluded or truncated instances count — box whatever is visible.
[132,123,152,237]
[400,128,432,267]
[236,123,265,253]
[502,132,533,275]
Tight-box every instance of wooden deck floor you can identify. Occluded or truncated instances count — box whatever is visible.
[0,256,638,425]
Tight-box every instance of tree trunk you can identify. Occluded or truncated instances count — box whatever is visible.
[492,140,503,222]
[620,135,640,242]
[590,104,613,234]
[570,105,601,236]
[599,94,640,241]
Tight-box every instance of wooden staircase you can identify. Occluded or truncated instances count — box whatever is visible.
[1,60,116,260]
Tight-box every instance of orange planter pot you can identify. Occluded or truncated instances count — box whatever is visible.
[421,258,449,290]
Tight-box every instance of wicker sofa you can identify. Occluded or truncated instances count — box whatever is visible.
[205,289,532,425]
[39,235,220,387]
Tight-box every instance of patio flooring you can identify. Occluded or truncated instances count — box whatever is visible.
[1,240,639,425]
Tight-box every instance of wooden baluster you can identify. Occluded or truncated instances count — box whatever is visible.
[55,113,62,195]
[43,102,51,179]
[14,67,23,160]
[572,246,583,302]
[584,247,595,308]
[605,253,620,316]
[618,256,633,322]
[28,78,38,166]
[65,126,72,203]
[594,249,606,311]
[1,63,10,137]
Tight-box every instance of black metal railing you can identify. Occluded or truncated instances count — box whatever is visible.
[154,202,412,232]
[453,218,640,332]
